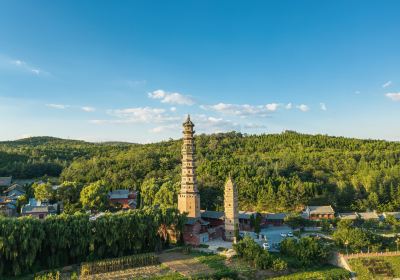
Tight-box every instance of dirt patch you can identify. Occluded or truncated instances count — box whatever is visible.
[159,252,214,277]
[81,265,170,280]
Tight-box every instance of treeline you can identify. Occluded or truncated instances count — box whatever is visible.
[0,137,130,178]
[2,132,400,212]
[0,207,185,276]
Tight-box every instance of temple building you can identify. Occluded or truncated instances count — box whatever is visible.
[179,115,254,245]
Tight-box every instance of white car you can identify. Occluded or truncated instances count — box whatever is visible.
[287,232,294,237]
[280,232,287,237]
[263,243,270,250]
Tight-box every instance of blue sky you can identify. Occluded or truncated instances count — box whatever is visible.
[0,0,399,143]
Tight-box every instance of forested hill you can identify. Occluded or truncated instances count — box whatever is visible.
[1,132,400,212]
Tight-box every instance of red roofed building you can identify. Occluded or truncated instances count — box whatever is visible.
[108,190,137,209]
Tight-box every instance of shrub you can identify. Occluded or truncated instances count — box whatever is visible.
[255,253,273,269]
[272,258,288,271]
[34,271,60,280]
[233,236,273,269]
[280,237,330,267]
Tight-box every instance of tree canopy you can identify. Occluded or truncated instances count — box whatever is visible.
[2,132,400,212]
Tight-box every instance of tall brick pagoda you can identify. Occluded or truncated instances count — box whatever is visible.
[224,176,239,241]
[178,115,201,218]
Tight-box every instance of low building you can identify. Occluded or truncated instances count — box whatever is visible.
[182,217,210,245]
[200,210,224,227]
[21,204,57,219]
[0,196,17,217]
[338,212,359,220]
[338,211,380,221]
[21,199,57,219]
[3,183,25,200]
[108,189,137,209]
[304,205,335,220]
[200,210,225,240]
[383,212,400,220]
[265,213,288,226]
[239,211,258,231]
[358,211,380,221]
[0,177,12,188]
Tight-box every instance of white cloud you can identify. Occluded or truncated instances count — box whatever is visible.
[148,89,195,105]
[243,123,267,129]
[285,103,293,109]
[382,81,392,88]
[92,107,179,124]
[265,103,279,112]
[190,114,265,133]
[81,106,96,112]
[10,59,48,76]
[193,114,239,132]
[201,102,278,117]
[46,104,69,109]
[296,104,309,112]
[320,103,327,111]
[386,92,400,101]
[170,107,177,112]
[150,124,179,133]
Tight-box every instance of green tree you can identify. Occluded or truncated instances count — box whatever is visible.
[280,237,330,267]
[332,220,374,252]
[33,182,54,202]
[154,181,179,208]
[80,181,109,211]
[140,178,161,206]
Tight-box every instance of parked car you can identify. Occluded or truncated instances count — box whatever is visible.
[263,243,270,250]
[287,232,294,237]
[280,232,287,237]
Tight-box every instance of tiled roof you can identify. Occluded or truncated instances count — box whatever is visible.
[21,205,56,214]
[22,205,50,214]
[266,213,288,220]
[358,212,379,220]
[239,211,257,219]
[338,212,358,220]
[0,177,12,187]
[108,189,130,199]
[384,212,400,219]
[200,210,224,220]
[186,217,200,225]
[307,205,335,214]
[185,217,209,225]
[4,184,25,194]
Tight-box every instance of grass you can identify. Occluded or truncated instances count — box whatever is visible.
[194,252,238,279]
[348,256,400,280]
[270,266,351,280]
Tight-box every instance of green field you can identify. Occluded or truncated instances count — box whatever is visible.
[270,266,350,280]
[348,256,400,280]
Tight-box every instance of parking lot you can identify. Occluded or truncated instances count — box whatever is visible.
[259,225,293,251]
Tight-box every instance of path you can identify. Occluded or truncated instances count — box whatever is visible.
[158,252,214,277]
